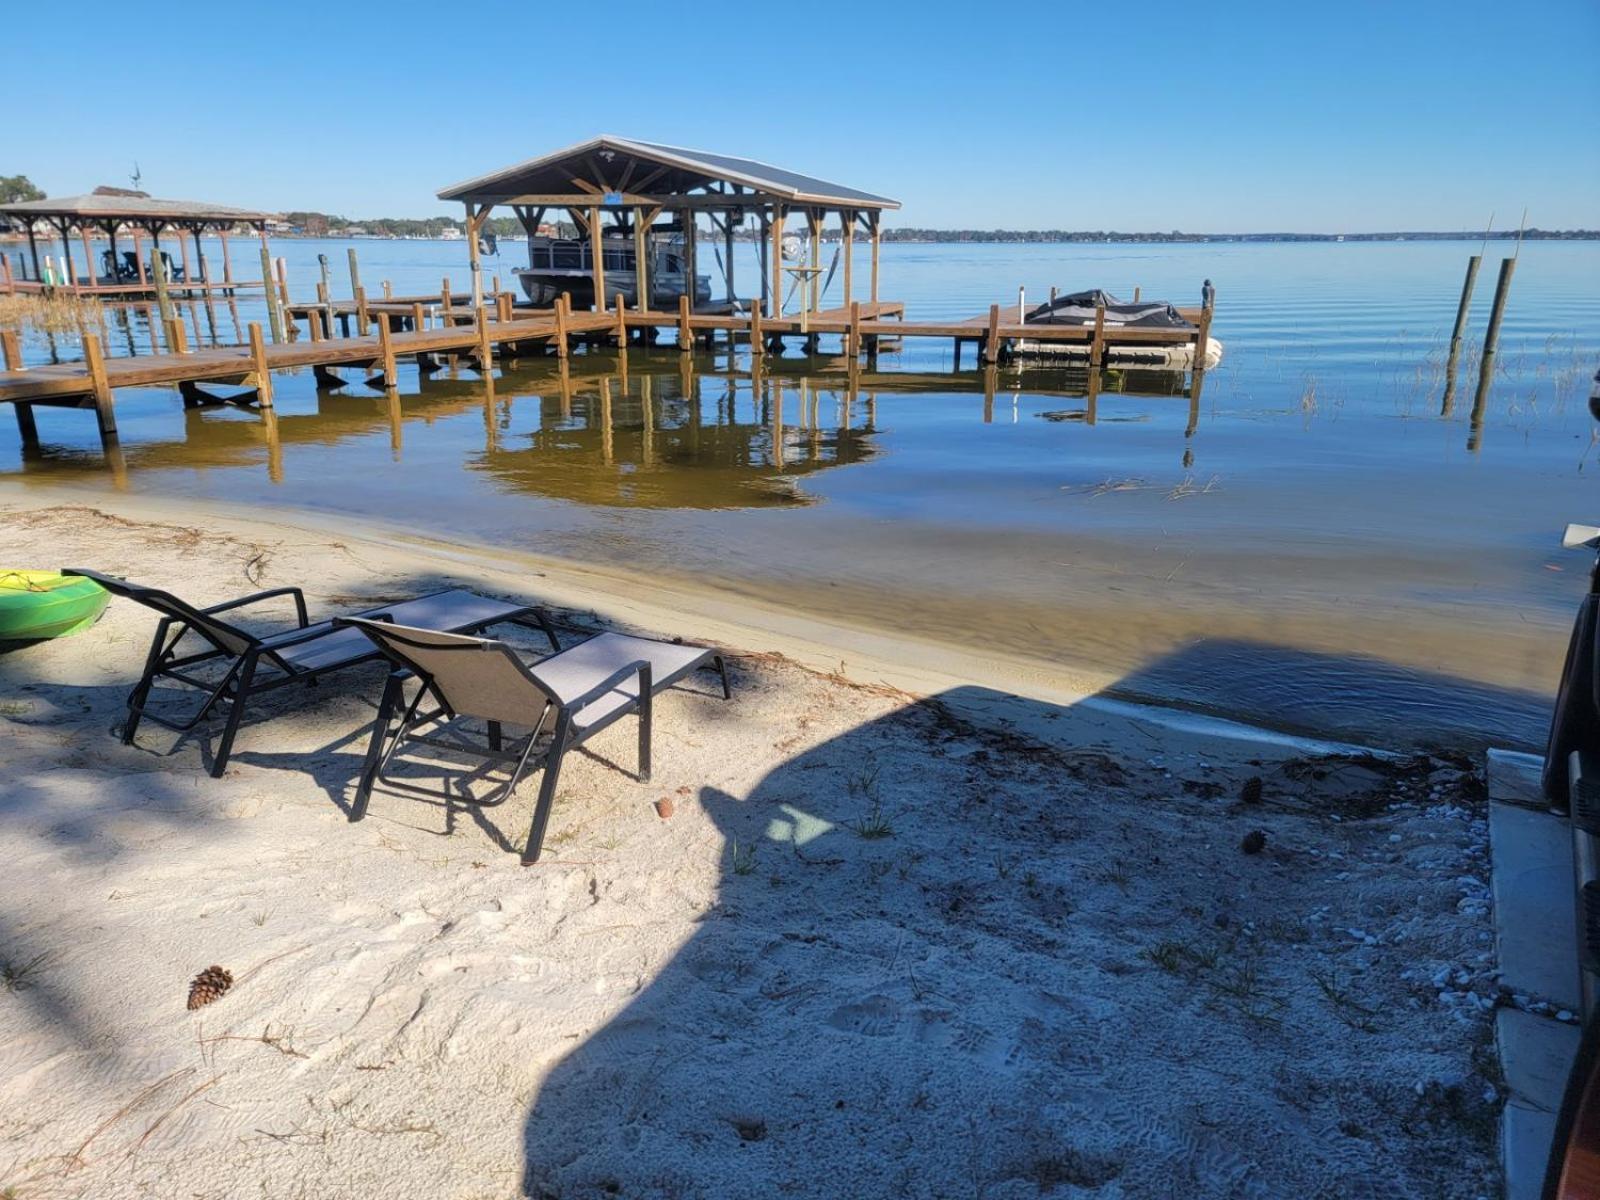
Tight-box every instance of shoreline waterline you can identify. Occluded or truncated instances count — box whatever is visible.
[0,481,1544,754]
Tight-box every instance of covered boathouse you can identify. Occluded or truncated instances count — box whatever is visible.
[436,136,901,318]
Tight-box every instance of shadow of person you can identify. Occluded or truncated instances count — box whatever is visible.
[516,690,1251,1200]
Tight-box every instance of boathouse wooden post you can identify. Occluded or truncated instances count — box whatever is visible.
[1090,305,1106,367]
[683,210,698,314]
[378,314,397,390]
[849,300,862,360]
[247,322,274,408]
[806,208,821,314]
[178,233,195,295]
[633,209,651,313]
[615,293,627,346]
[841,210,854,310]
[769,206,786,320]
[81,334,117,439]
[439,277,453,327]
[587,206,606,312]
[220,228,233,286]
[678,294,692,353]
[749,292,763,356]
[465,203,485,310]
[983,303,1001,364]
[79,228,95,286]
[868,211,881,304]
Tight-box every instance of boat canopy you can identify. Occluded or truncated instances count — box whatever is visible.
[1025,289,1194,329]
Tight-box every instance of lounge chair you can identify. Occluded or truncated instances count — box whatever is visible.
[336,618,731,864]
[61,568,559,777]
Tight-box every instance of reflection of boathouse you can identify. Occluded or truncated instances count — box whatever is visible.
[472,360,878,509]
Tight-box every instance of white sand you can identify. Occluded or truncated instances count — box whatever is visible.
[0,492,1502,1198]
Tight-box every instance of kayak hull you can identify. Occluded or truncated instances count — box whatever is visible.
[0,571,110,642]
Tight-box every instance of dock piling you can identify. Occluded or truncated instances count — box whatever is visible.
[554,293,570,359]
[1,330,19,370]
[81,334,117,439]
[1090,305,1106,368]
[377,314,397,390]
[258,242,283,343]
[247,322,274,408]
[678,294,692,354]
[983,304,1001,364]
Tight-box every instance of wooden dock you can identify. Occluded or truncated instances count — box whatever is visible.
[0,291,1213,449]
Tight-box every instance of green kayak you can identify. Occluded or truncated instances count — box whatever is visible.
[0,571,110,642]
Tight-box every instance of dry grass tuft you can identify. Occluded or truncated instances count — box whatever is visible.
[0,293,103,336]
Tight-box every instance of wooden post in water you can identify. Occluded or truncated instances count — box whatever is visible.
[247,322,273,408]
[82,334,117,440]
[412,302,426,333]
[475,302,492,369]
[150,249,177,351]
[615,293,627,346]
[383,280,393,300]
[378,314,397,390]
[678,294,692,353]
[848,300,862,360]
[1441,255,1482,414]
[554,292,569,359]
[257,241,282,343]
[983,303,1001,364]
[1133,286,1141,303]
[440,277,453,326]
[750,292,763,356]
[0,329,20,369]
[497,291,513,323]
[1,255,12,293]
[1193,306,1214,376]
[1090,305,1106,368]
[347,247,364,328]
[220,228,233,286]
[1477,257,1516,385]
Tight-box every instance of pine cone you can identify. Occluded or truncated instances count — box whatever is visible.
[186,964,233,1011]
[1240,776,1264,805]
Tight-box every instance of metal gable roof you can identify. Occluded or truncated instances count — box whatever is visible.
[438,136,899,209]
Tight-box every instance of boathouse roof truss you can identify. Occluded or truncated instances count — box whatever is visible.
[437,136,900,211]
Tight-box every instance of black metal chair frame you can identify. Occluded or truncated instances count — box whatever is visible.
[62,569,558,778]
[339,620,730,864]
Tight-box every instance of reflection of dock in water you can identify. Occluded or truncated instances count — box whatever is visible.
[6,349,1219,497]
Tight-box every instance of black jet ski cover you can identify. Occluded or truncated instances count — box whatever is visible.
[1024,289,1194,329]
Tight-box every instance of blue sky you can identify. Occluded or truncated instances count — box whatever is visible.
[5,0,1596,232]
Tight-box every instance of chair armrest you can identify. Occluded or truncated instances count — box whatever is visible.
[205,586,310,627]
[538,659,652,715]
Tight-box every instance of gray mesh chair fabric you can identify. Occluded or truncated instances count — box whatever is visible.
[338,619,732,864]
[63,569,558,777]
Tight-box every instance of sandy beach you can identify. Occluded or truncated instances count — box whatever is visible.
[0,490,1503,1198]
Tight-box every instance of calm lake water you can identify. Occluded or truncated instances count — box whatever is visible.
[4,236,1598,750]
